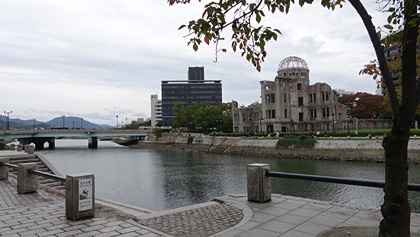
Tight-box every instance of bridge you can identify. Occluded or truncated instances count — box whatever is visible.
[0,129,148,149]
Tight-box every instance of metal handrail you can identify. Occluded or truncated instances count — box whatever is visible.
[28,169,65,182]
[266,171,420,192]
[0,162,65,183]
[0,162,17,169]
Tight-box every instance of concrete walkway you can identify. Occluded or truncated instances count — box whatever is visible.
[1,176,420,237]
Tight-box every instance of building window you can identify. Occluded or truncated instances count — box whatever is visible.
[297,83,302,90]
[271,93,275,103]
[284,94,287,102]
[298,97,304,106]
[299,112,304,121]
[322,107,330,117]
[310,109,317,118]
[322,91,329,101]
[242,113,245,121]
[309,93,316,103]
[284,109,287,118]
[272,110,276,118]
[266,110,271,119]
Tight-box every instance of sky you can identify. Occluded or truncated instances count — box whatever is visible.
[0,0,389,126]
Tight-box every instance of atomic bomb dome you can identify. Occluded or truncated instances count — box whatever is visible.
[278,56,309,71]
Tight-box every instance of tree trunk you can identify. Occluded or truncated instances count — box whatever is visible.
[380,123,411,236]
[379,1,418,235]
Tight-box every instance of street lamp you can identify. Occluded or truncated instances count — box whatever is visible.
[81,118,83,129]
[33,118,36,130]
[116,115,119,128]
[331,113,335,134]
[62,115,65,128]
[72,121,75,129]
[4,111,12,130]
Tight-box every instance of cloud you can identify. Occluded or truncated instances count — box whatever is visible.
[0,0,389,125]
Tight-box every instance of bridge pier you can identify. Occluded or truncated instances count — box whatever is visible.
[18,137,55,150]
[88,137,98,149]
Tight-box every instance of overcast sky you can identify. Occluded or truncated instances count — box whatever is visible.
[0,1,388,126]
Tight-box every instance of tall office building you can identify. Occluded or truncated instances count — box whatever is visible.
[161,67,222,126]
[150,94,162,127]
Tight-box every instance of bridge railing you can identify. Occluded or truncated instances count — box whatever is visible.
[0,158,95,221]
[247,163,420,203]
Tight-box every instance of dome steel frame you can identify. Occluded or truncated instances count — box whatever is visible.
[278,56,309,71]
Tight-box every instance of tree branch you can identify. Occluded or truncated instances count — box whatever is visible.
[348,0,400,118]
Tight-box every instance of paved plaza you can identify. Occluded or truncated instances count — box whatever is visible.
[1,176,420,237]
[1,150,420,236]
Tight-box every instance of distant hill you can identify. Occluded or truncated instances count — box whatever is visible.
[0,115,111,130]
[47,116,112,129]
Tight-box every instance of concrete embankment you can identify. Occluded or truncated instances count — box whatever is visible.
[129,135,420,164]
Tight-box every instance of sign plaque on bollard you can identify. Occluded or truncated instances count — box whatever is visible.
[66,173,95,221]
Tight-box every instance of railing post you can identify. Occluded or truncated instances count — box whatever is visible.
[0,158,9,180]
[66,173,95,220]
[27,145,35,154]
[247,163,271,203]
[17,163,39,194]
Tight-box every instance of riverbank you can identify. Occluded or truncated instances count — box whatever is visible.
[129,135,420,164]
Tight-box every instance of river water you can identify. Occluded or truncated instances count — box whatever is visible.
[40,139,420,213]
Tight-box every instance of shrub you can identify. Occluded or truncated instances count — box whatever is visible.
[187,136,194,144]
[0,142,8,150]
[276,135,316,148]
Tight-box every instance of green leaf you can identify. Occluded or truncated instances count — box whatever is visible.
[384,24,393,30]
[178,25,186,30]
[299,0,305,7]
[256,13,261,23]
[193,43,199,51]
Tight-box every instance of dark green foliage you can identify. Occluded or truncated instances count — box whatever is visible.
[0,142,8,150]
[187,136,194,144]
[276,135,316,148]
[153,128,164,138]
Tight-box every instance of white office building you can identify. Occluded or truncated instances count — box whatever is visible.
[150,94,162,127]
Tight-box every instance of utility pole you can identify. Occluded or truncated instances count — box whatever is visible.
[4,111,12,130]
[62,115,65,128]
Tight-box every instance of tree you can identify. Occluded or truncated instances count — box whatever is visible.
[342,92,388,119]
[217,102,233,133]
[193,104,223,132]
[172,101,187,128]
[383,87,420,119]
[169,0,419,235]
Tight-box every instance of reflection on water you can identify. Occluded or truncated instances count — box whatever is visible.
[41,139,420,212]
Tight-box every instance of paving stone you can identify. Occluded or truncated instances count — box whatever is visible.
[293,221,332,235]
[259,220,296,234]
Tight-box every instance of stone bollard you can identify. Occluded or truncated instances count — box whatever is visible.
[27,145,35,154]
[17,163,39,194]
[9,144,15,150]
[66,173,95,221]
[24,144,29,152]
[17,144,23,151]
[0,158,9,180]
[247,163,271,203]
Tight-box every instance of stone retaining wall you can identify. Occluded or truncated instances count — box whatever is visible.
[130,135,420,164]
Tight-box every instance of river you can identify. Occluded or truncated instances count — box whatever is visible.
[40,139,420,213]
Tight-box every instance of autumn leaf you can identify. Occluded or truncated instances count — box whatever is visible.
[204,36,210,45]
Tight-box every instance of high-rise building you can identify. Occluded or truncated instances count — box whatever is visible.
[150,94,162,127]
[161,67,222,126]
